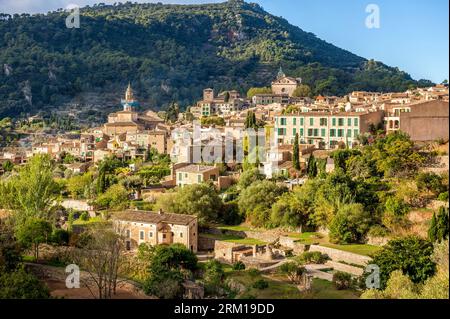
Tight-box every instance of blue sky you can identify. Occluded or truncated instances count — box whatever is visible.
[0,0,448,82]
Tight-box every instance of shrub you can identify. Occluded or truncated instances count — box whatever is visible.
[248,268,260,278]
[252,279,269,290]
[232,261,246,271]
[367,225,390,238]
[332,271,352,290]
[50,229,70,245]
[79,212,89,221]
[297,251,328,265]
[438,192,449,202]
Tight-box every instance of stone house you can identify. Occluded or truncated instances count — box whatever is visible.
[113,209,198,252]
[175,164,220,187]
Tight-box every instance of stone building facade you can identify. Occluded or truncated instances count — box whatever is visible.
[113,210,198,252]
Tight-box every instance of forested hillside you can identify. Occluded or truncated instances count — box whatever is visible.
[0,0,433,117]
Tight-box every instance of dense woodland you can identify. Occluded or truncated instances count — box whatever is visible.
[0,0,433,118]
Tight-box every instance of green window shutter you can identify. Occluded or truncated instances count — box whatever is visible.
[347,129,352,137]
[332,118,336,126]
[309,117,314,126]
[330,129,335,137]
[300,118,304,126]
[354,118,359,126]
[293,118,297,125]
[347,118,352,126]
[300,128,304,137]
[321,129,326,137]
[354,129,359,137]
[293,128,297,136]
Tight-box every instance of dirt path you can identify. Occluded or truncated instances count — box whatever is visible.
[28,263,154,299]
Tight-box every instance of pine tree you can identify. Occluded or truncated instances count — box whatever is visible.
[428,212,437,242]
[293,133,300,170]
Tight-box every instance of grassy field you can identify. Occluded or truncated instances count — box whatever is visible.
[303,279,361,299]
[217,225,255,232]
[200,233,267,245]
[226,269,360,299]
[321,243,381,257]
[288,232,381,256]
[227,270,302,299]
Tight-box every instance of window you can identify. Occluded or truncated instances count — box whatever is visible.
[163,234,166,239]
[309,118,314,126]
[338,118,344,126]
[126,241,131,251]
[321,129,326,137]
[300,128,304,137]
[347,129,352,138]
[126,229,131,238]
[332,118,336,126]
[293,128,297,136]
[280,118,287,126]
[149,231,153,238]
[139,230,144,240]
[314,129,319,137]
[178,173,182,181]
[354,118,359,126]
[293,118,297,125]
[354,129,359,137]
[330,129,336,137]
[278,128,286,136]
[197,174,202,183]
[320,118,327,126]
[180,233,183,238]
[347,118,352,126]
[308,129,313,137]
[300,118,304,126]
[338,129,344,137]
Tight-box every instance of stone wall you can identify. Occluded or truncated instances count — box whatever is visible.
[278,236,307,254]
[214,241,240,263]
[325,261,364,276]
[198,235,216,251]
[309,245,372,266]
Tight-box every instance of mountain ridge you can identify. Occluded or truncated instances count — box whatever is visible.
[0,0,433,118]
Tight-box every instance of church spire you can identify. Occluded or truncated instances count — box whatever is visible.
[125,82,134,101]
[277,66,285,79]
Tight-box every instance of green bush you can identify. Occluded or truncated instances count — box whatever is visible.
[252,279,269,290]
[50,228,70,245]
[297,251,328,265]
[367,225,390,238]
[332,271,352,290]
[247,268,260,278]
[438,192,449,202]
[232,261,246,271]
[79,212,89,221]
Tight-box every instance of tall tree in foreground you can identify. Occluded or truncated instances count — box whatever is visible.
[74,224,125,299]
[293,133,300,170]
[1,155,59,225]
[15,218,52,261]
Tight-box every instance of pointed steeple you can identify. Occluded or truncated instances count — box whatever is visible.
[125,82,134,101]
[277,66,285,79]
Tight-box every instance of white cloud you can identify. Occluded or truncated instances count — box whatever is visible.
[0,0,224,14]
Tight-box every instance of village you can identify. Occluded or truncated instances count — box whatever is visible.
[0,68,449,299]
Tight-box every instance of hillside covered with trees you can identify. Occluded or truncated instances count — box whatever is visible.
[0,0,433,117]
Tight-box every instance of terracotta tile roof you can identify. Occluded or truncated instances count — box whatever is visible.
[113,210,196,226]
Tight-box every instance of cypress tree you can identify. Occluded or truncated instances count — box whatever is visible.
[293,133,300,170]
[436,206,449,242]
[428,212,437,242]
[307,153,318,178]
